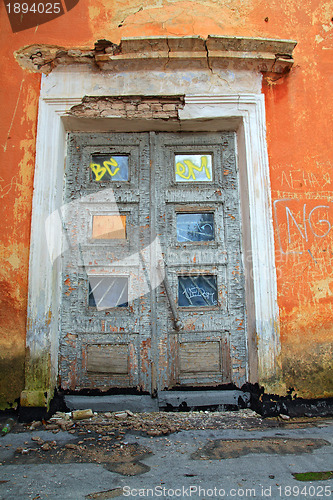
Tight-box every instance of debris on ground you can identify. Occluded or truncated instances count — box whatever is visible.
[279,414,291,420]
[72,409,94,420]
[1,418,15,436]
[1,409,330,477]
[13,408,330,440]
[9,435,152,476]
[59,409,264,437]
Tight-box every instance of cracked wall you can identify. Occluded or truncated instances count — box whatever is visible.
[1,0,333,408]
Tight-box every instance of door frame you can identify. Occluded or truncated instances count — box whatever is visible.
[21,70,280,407]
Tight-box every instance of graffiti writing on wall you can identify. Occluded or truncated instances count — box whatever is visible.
[274,199,333,254]
[280,170,331,190]
[90,155,129,182]
[175,154,212,182]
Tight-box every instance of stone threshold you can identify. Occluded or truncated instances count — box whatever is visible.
[64,390,250,413]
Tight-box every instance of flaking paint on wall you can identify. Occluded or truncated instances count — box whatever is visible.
[310,278,333,301]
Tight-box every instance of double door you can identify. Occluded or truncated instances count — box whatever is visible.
[60,132,246,393]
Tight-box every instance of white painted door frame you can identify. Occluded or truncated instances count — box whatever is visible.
[21,66,280,407]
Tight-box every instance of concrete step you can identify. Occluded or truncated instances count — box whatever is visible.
[64,395,159,413]
[158,390,250,409]
[64,390,250,412]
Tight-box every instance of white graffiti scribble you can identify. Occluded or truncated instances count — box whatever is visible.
[274,199,333,254]
[183,286,217,305]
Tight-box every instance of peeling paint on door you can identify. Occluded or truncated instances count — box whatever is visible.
[60,130,246,392]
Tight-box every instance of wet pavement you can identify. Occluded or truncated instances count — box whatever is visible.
[0,410,332,499]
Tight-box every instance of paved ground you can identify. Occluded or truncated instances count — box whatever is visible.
[0,410,332,499]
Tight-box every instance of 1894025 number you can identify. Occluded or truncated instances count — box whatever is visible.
[277,485,332,497]
[6,3,61,13]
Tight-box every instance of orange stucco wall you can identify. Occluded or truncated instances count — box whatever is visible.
[0,0,332,408]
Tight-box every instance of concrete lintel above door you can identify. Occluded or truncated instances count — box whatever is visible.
[15,35,296,78]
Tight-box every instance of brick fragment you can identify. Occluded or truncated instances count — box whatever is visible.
[125,103,137,112]
[150,103,163,111]
[163,104,176,111]
[137,103,151,112]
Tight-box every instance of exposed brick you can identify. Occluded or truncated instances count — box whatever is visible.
[126,111,139,118]
[138,112,154,119]
[110,102,126,111]
[79,109,98,117]
[150,104,163,112]
[69,96,184,119]
[163,104,177,112]
[147,98,161,104]
[153,112,171,118]
[137,103,151,112]
[125,103,137,112]
[101,110,124,117]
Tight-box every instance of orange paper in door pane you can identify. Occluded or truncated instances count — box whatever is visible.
[92,215,126,239]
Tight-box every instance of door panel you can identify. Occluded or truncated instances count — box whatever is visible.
[60,131,246,392]
[154,132,245,389]
[60,133,151,390]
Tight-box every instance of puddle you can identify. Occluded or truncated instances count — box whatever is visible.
[191,438,331,460]
[105,461,150,476]
[4,439,152,476]
[86,488,123,499]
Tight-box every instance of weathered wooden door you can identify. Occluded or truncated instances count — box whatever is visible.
[60,131,246,392]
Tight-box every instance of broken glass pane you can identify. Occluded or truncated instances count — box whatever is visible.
[92,215,126,239]
[176,213,214,242]
[90,154,129,182]
[88,276,128,309]
[178,275,218,307]
[175,154,212,182]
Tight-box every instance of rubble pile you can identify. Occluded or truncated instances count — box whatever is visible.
[1,409,328,477]
[20,408,263,438]
[8,409,264,472]
[53,408,263,437]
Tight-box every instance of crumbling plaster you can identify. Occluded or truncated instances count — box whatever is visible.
[14,36,296,77]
